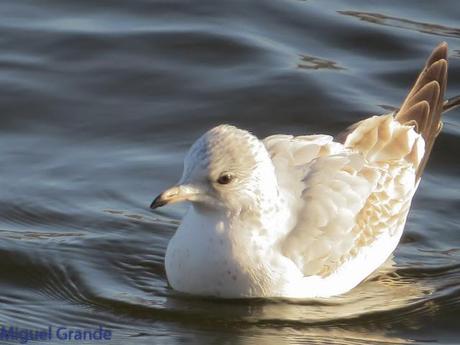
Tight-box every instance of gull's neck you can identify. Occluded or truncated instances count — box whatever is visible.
[193,180,290,246]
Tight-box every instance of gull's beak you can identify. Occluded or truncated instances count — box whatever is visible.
[150,185,199,209]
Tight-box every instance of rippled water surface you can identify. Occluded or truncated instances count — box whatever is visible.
[1,1,460,344]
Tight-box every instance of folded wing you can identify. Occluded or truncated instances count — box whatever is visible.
[267,43,448,278]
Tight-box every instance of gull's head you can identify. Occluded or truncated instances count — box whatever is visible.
[150,125,278,213]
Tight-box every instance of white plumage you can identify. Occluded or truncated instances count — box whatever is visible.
[151,43,456,298]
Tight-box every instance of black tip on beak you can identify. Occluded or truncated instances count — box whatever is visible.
[150,194,167,209]
[150,185,184,210]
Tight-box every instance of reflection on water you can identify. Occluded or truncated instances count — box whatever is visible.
[339,11,460,38]
[298,54,344,70]
[0,0,460,344]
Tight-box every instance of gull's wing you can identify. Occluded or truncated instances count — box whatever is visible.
[279,118,421,276]
[268,43,448,278]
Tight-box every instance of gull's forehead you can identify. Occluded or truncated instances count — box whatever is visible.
[184,125,261,175]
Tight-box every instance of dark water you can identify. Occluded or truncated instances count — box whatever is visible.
[1,1,460,344]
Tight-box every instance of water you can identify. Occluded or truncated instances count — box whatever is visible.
[1,1,460,344]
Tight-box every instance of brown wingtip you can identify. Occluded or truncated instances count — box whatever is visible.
[395,43,448,179]
[426,42,448,66]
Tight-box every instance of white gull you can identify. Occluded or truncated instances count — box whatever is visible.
[150,43,459,298]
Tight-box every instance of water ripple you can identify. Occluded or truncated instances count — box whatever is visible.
[339,11,460,39]
[1,1,460,344]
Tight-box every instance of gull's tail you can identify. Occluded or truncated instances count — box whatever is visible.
[395,42,449,178]
[337,42,459,176]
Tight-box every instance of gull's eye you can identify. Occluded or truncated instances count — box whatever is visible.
[217,173,234,185]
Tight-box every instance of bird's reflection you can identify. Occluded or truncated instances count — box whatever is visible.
[151,256,431,344]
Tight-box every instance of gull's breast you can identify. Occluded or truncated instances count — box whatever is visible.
[165,207,284,298]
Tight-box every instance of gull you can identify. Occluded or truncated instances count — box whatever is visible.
[150,43,459,298]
